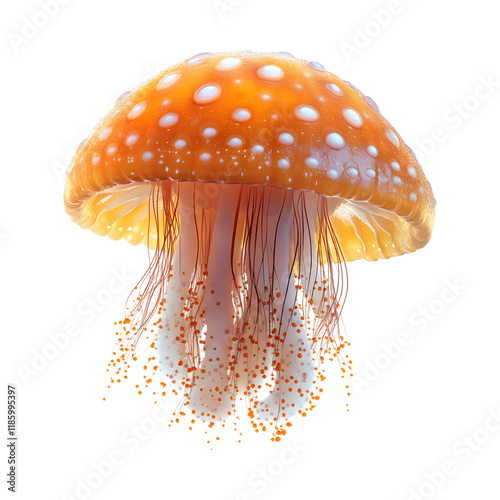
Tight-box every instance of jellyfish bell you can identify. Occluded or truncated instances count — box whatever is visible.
[64,51,435,436]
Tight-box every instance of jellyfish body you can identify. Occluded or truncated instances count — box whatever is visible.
[64,51,435,435]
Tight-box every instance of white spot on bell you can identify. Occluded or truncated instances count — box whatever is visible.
[343,108,363,128]
[194,84,222,105]
[309,61,325,70]
[326,82,343,96]
[159,113,179,128]
[407,166,417,178]
[305,157,319,168]
[294,105,319,122]
[200,152,211,162]
[202,127,217,138]
[346,166,359,178]
[187,57,205,66]
[367,145,378,157]
[232,108,251,122]
[228,137,243,148]
[115,91,130,104]
[252,145,264,154]
[327,168,340,179]
[98,126,112,141]
[391,161,400,171]
[278,158,290,169]
[174,139,187,149]
[142,151,153,161]
[386,130,400,147]
[364,95,379,111]
[127,101,146,120]
[325,132,345,150]
[257,65,284,81]
[125,134,139,146]
[279,132,294,145]
[216,57,242,71]
[156,72,181,91]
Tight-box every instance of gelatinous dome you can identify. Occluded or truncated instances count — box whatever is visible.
[64,51,435,261]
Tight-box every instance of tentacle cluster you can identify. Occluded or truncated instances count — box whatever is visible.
[108,180,350,438]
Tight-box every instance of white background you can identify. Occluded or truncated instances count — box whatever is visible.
[2,0,500,499]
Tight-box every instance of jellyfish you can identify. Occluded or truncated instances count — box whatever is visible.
[64,51,435,437]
